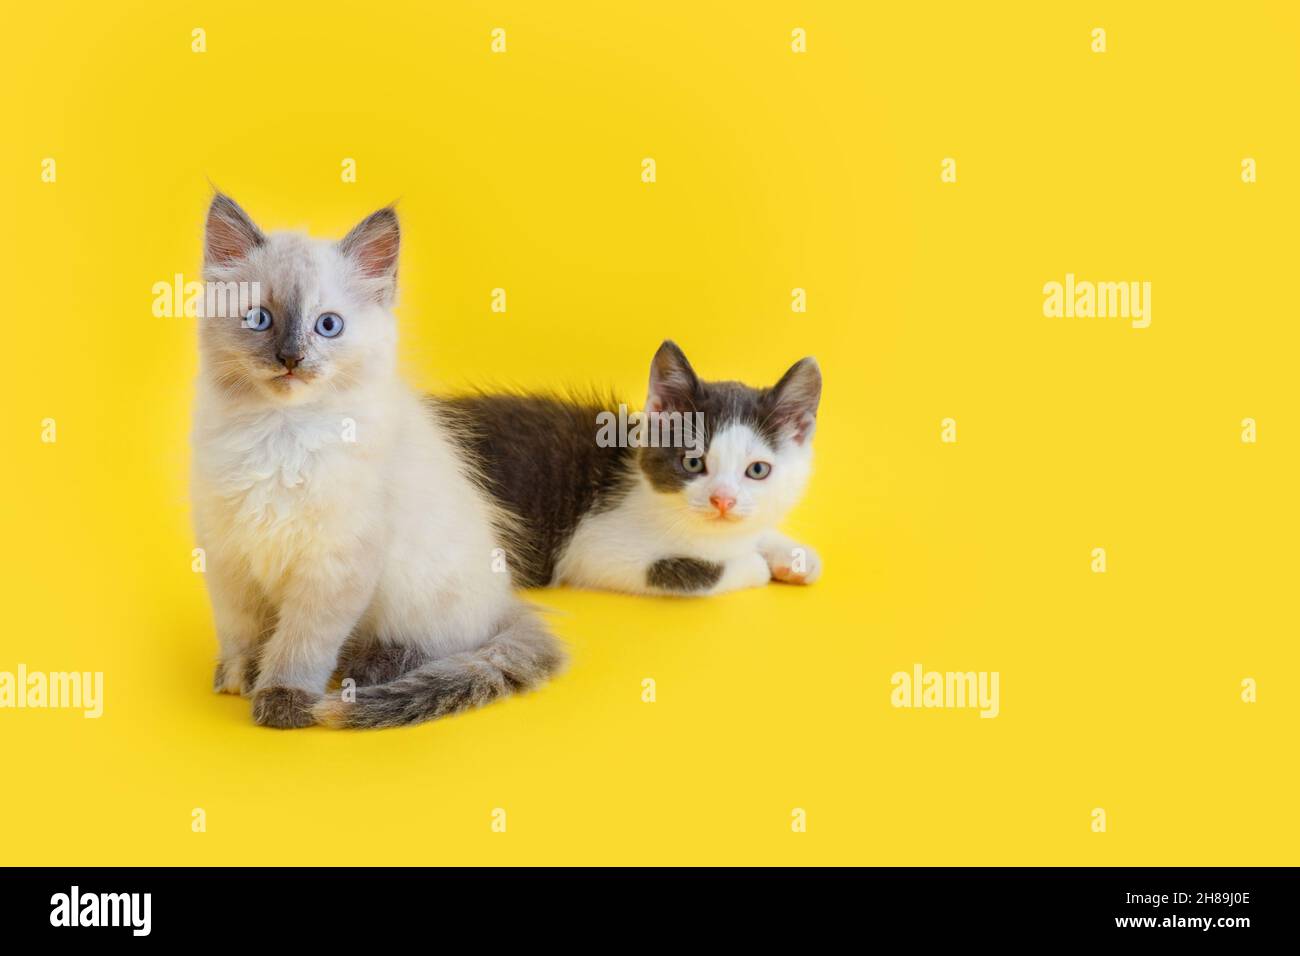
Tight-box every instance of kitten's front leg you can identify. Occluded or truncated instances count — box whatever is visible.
[207,561,270,697]
[646,551,772,597]
[758,531,822,585]
[252,561,379,729]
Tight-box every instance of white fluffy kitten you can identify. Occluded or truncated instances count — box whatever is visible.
[192,194,563,729]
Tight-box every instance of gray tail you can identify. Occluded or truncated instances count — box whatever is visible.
[314,605,565,729]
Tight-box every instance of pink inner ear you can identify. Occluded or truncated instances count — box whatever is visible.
[789,412,815,446]
[352,230,399,278]
[206,216,256,266]
[341,209,400,281]
[205,195,264,267]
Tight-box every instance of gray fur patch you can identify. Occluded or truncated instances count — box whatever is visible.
[271,286,306,366]
[323,605,565,730]
[646,557,724,592]
[434,393,637,587]
[253,686,317,729]
[334,639,429,687]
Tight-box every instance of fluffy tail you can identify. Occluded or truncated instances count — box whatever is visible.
[314,605,565,729]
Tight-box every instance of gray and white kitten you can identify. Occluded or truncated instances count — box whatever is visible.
[437,342,823,595]
[192,194,564,729]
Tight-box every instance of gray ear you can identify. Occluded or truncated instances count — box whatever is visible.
[647,340,701,413]
[204,193,265,268]
[339,206,400,282]
[768,357,821,445]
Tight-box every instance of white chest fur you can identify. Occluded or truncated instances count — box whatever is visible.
[193,401,385,591]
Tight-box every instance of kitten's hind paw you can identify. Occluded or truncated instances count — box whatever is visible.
[252,687,318,729]
[764,541,822,585]
[214,657,245,695]
[214,655,260,697]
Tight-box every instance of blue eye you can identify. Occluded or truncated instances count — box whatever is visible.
[243,307,272,331]
[682,456,705,474]
[315,312,344,338]
[745,461,772,480]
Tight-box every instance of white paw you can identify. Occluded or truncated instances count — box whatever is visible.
[213,657,243,695]
[738,550,776,589]
[213,654,256,696]
[764,542,821,585]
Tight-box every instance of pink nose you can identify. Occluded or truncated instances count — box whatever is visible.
[709,494,736,515]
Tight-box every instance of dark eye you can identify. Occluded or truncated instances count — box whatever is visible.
[244,307,272,331]
[682,456,705,474]
[745,461,772,480]
[315,312,344,338]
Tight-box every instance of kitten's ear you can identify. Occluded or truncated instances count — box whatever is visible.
[339,206,400,302]
[769,357,821,446]
[204,193,265,270]
[647,340,701,413]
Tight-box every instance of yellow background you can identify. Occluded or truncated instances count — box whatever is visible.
[1,1,1296,865]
